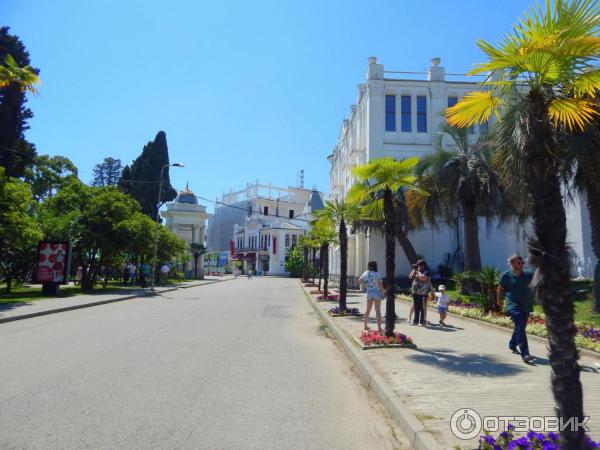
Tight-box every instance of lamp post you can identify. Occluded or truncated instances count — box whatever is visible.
[151,162,184,291]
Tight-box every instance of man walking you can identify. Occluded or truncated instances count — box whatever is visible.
[497,253,535,364]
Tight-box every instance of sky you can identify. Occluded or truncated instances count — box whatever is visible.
[3,0,529,212]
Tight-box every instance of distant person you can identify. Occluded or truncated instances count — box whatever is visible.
[140,262,149,288]
[409,260,433,326]
[160,263,170,286]
[497,253,535,364]
[358,261,384,333]
[435,284,450,326]
[75,266,83,286]
[247,269,253,280]
[123,263,130,286]
[128,262,137,286]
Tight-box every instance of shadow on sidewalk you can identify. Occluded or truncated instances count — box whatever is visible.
[406,347,526,377]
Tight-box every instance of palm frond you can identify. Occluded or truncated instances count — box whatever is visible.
[447,91,504,128]
[548,97,599,131]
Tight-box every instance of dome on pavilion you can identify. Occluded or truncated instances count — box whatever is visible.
[176,183,198,205]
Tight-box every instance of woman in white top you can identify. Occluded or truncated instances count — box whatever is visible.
[358,261,384,333]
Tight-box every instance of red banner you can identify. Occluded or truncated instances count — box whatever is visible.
[273,236,276,254]
[230,239,235,256]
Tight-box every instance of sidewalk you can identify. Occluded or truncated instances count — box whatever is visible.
[0,276,233,323]
[304,286,600,449]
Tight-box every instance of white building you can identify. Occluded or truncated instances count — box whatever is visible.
[214,182,324,275]
[162,184,208,273]
[327,56,596,280]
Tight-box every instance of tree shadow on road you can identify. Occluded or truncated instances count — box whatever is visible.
[406,347,526,377]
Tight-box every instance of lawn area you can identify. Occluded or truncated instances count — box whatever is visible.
[441,279,600,328]
[0,281,132,304]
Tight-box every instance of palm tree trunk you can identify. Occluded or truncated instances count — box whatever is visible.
[323,244,330,297]
[396,227,418,265]
[303,246,309,282]
[339,218,348,311]
[462,200,482,271]
[524,91,584,448]
[383,187,396,337]
[318,245,324,291]
[583,175,600,313]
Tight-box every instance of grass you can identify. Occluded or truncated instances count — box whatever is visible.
[0,277,187,304]
[438,279,600,328]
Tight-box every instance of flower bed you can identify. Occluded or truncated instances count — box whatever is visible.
[317,294,339,301]
[328,306,361,317]
[359,330,416,348]
[479,427,599,449]
[399,295,600,353]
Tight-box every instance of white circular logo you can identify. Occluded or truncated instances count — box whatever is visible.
[450,408,482,440]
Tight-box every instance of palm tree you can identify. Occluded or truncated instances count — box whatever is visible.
[311,218,338,297]
[0,54,39,92]
[408,124,509,272]
[348,157,420,337]
[189,243,207,279]
[314,199,361,311]
[446,1,600,445]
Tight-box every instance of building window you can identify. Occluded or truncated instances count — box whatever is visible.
[268,235,271,246]
[401,95,411,132]
[447,96,458,108]
[417,96,427,133]
[292,235,297,247]
[263,206,268,216]
[285,234,290,247]
[385,95,396,131]
[289,210,294,219]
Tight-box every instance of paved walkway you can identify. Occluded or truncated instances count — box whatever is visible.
[0,276,232,323]
[311,289,600,449]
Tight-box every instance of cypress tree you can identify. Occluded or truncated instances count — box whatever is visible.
[119,131,177,220]
[0,27,38,178]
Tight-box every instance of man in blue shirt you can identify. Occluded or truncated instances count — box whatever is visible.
[497,253,535,364]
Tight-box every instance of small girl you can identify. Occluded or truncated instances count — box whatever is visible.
[435,284,450,326]
[358,261,384,333]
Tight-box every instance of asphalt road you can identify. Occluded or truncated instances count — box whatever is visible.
[0,277,406,450]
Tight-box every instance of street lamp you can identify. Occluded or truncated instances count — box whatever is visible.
[151,162,184,291]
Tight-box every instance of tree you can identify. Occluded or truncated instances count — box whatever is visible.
[284,246,304,277]
[446,1,600,445]
[118,131,177,220]
[407,124,509,271]
[38,179,184,290]
[348,157,420,337]
[0,178,42,292]
[314,199,361,311]
[189,243,207,279]
[24,155,78,200]
[311,219,338,297]
[92,157,123,186]
[0,28,39,178]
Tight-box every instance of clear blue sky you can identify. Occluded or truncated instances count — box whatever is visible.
[4,0,528,212]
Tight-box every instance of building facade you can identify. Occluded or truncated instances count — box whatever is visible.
[162,185,208,274]
[208,182,324,275]
[328,57,596,280]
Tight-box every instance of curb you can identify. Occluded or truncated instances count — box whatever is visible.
[0,278,231,324]
[397,295,600,361]
[301,283,440,450]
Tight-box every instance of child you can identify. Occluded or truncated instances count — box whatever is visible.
[435,284,450,326]
[358,261,384,333]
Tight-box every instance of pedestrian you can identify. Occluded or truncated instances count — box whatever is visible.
[140,262,149,288]
[497,253,535,364]
[160,263,170,286]
[247,268,253,280]
[358,261,384,333]
[410,260,433,326]
[123,263,130,286]
[128,262,137,286]
[75,266,83,286]
[435,284,450,326]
